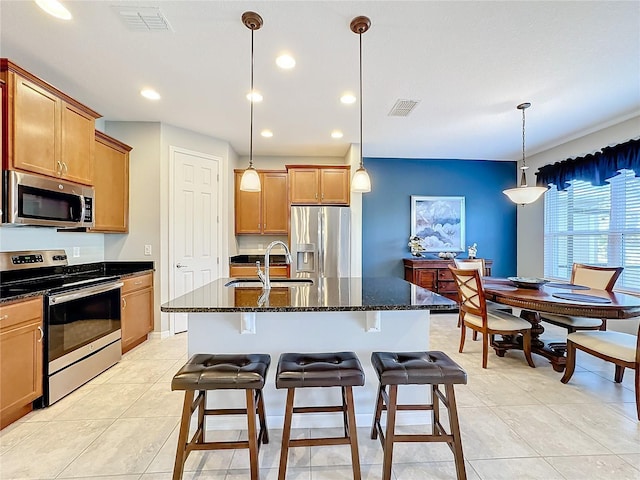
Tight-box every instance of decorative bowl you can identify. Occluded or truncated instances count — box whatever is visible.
[438,252,458,259]
[507,276,549,289]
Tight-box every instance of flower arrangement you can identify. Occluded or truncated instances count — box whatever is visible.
[408,235,426,257]
[467,242,478,259]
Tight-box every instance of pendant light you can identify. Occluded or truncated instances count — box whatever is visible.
[503,102,548,205]
[239,11,263,192]
[350,16,372,193]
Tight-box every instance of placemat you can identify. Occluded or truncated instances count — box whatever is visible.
[551,293,612,303]
[485,285,518,291]
[544,283,590,290]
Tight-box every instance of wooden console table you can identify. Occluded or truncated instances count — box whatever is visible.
[403,258,493,301]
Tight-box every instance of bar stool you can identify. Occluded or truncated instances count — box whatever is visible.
[370,351,468,480]
[171,353,270,480]
[276,351,365,480]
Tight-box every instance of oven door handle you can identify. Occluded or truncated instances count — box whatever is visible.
[48,281,124,305]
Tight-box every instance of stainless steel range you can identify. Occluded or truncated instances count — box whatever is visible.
[0,250,123,405]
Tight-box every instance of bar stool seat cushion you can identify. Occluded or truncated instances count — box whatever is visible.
[371,351,467,386]
[172,353,270,391]
[276,352,365,388]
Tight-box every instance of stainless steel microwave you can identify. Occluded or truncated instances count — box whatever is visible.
[2,170,94,228]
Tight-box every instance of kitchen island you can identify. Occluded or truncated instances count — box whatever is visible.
[161,276,457,428]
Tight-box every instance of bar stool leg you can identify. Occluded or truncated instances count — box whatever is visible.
[173,390,195,480]
[432,384,440,435]
[256,389,269,444]
[344,386,362,479]
[446,384,467,480]
[382,385,398,480]
[370,384,384,440]
[245,389,259,480]
[196,390,205,443]
[278,388,295,480]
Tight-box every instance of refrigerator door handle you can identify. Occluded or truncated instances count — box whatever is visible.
[318,209,324,277]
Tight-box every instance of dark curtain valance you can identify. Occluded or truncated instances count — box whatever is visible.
[535,138,640,191]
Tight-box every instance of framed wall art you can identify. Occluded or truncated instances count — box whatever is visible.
[410,196,466,252]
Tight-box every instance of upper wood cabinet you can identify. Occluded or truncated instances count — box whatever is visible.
[287,165,350,205]
[89,131,131,233]
[234,170,288,235]
[0,59,100,185]
[0,297,43,429]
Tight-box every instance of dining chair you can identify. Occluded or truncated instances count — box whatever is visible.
[541,263,623,332]
[561,322,639,420]
[453,258,511,340]
[453,258,487,276]
[449,266,536,369]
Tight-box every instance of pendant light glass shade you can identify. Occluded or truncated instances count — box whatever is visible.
[239,166,261,192]
[240,11,263,192]
[352,166,371,192]
[503,102,548,205]
[350,16,372,193]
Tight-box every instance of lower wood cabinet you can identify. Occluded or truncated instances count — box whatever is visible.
[234,288,291,307]
[121,273,154,354]
[403,258,493,301]
[229,265,289,278]
[0,297,43,429]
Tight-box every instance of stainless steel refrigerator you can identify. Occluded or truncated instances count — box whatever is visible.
[290,206,351,278]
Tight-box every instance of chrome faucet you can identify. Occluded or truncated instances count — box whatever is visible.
[257,240,293,290]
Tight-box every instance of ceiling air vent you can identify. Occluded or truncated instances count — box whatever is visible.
[113,6,173,32]
[388,99,420,117]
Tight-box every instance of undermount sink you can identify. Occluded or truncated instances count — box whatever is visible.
[225,278,314,288]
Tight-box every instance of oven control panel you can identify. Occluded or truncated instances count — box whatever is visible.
[11,254,44,265]
[0,249,69,271]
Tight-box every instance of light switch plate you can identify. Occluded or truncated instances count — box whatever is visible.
[144,245,152,256]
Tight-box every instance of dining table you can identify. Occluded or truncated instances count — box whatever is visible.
[482,277,640,372]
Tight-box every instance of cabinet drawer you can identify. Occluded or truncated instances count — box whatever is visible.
[438,269,454,281]
[438,281,458,293]
[230,265,289,278]
[121,273,153,294]
[0,297,42,330]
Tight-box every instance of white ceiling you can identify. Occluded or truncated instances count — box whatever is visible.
[1,1,639,161]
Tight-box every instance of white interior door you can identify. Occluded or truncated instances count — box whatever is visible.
[170,147,220,333]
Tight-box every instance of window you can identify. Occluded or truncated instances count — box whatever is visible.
[544,169,640,293]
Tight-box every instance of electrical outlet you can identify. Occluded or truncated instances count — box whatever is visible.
[73,247,80,257]
[144,245,152,256]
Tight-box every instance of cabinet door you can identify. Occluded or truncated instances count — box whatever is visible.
[415,269,437,289]
[235,171,262,234]
[121,287,153,353]
[289,168,319,204]
[262,172,288,234]
[60,102,94,185]
[12,76,59,176]
[0,297,43,429]
[91,135,129,232]
[320,168,350,205]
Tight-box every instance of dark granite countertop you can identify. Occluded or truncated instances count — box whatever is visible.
[160,276,457,313]
[0,261,154,303]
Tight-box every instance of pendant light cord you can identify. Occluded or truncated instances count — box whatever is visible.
[521,106,526,170]
[359,30,363,169]
[249,27,255,168]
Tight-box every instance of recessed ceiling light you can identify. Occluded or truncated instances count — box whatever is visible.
[331,130,344,139]
[340,93,356,104]
[261,130,273,138]
[140,88,161,100]
[276,54,296,69]
[35,0,72,20]
[246,90,263,102]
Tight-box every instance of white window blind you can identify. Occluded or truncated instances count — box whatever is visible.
[544,169,640,293]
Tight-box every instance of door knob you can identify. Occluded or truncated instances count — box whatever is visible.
[176,263,187,268]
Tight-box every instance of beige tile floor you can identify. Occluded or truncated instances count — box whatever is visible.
[1,313,639,480]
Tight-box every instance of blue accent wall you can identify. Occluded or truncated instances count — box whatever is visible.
[362,158,518,278]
